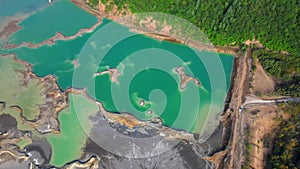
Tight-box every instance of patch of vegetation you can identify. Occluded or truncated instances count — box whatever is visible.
[253,50,300,97]
[17,137,33,149]
[268,103,300,169]
[88,0,99,8]
[254,50,300,81]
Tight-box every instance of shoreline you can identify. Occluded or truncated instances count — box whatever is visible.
[0,53,67,134]
[0,1,243,167]
[2,0,239,58]
[65,87,197,141]
[71,0,239,56]
[2,20,102,49]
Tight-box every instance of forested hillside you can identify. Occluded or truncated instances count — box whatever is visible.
[95,0,299,57]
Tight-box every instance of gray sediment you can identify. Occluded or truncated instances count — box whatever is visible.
[0,114,17,133]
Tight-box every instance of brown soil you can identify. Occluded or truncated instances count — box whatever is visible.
[252,59,275,96]
[224,48,250,169]
[244,39,264,48]
[174,67,201,90]
[104,113,144,129]
[202,150,228,167]
[242,105,279,169]
[0,20,21,39]
[72,0,131,20]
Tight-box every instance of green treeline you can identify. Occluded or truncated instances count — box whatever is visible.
[253,50,300,97]
[269,103,300,169]
[96,0,299,56]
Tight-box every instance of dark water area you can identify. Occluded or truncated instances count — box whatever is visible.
[0,114,17,133]
[25,139,52,165]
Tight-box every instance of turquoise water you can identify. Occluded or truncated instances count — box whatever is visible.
[47,93,99,167]
[0,0,48,46]
[9,0,98,44]
[0,0,47,19]
[2,1,234,133]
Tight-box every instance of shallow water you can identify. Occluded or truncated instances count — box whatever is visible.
[0,0,48,45]
[0,0,48,28]
[46,93,99,167]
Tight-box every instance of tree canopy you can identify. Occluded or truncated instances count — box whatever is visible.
[96,0,300,57]
[269,103,300,169]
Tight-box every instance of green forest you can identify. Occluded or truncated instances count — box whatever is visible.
[89,0,99,7]
[269,103,300,169]
[94,0,299,57]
